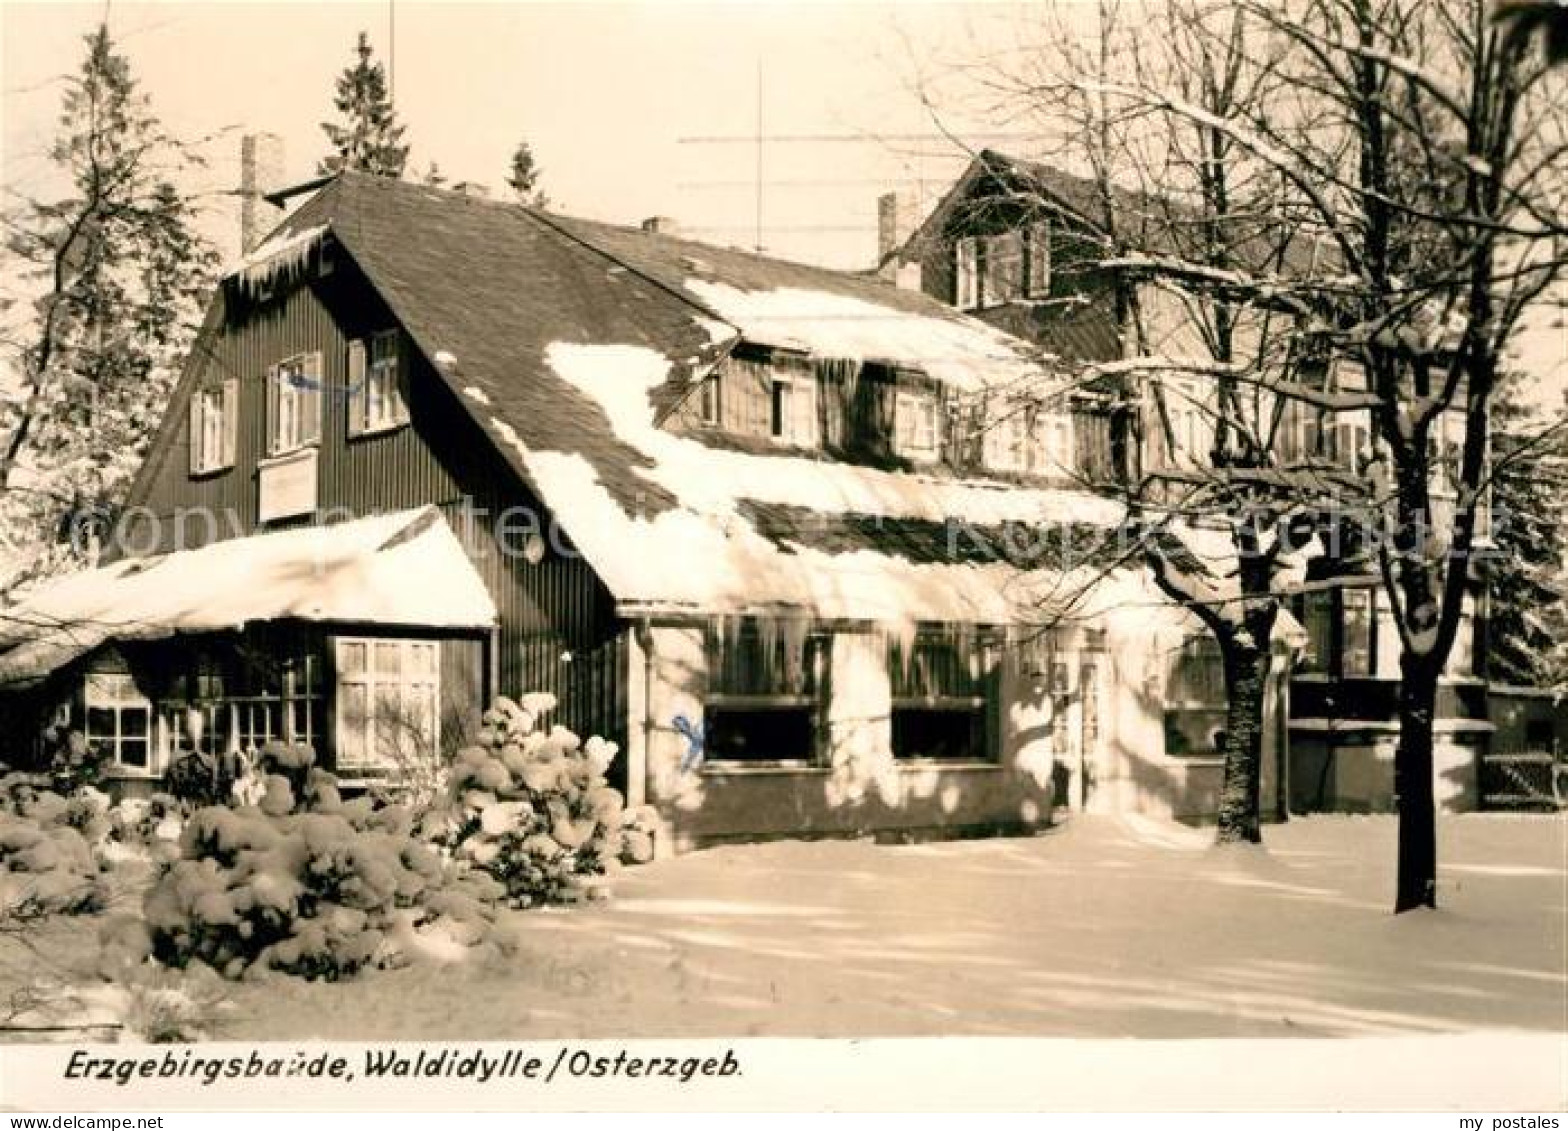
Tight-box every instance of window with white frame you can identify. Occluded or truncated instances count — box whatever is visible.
[348,330,409,437]
[85,672,153,772]
[335,638,439,774]
[895,390,940,460]
[769,375,818,447]
[268,353,323,455]
[188,379,237,475]
[954,236,979,310]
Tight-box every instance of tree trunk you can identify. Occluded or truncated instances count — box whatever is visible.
[1215,634,1270,844]
[1394,652,1440,912]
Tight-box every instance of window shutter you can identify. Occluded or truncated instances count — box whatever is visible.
[954,238,978,308]
[1028,222,1052,297]
[188,392,203,475]
[301,352,323,444]
[393,333,411,424]
[346,339,368,437]
[220,378,239,468]
[265,365,280,455]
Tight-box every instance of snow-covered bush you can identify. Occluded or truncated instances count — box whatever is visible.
[619,804,659,865]
[143,745,503,982]
[106,792,185,860]
[38,725,110,794]
[164,748,245,807]
[443,695,626,907]
[0,773,111,917]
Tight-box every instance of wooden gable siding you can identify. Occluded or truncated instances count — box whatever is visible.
[124,266,626,749]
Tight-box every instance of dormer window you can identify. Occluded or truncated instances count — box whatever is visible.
[983,399,1074,477]
[895,390,940,460]
[769,375,817,447]
[982,232,1023,306]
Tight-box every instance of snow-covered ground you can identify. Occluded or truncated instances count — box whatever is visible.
[211,813,1568,1040]
[6,813,1564,1041]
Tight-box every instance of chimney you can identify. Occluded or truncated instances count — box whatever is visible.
[641,216,680,236]
[876,191,909,282]
[452,182,491,199]
[239,133,285,254]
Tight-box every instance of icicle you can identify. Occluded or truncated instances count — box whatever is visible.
[228,225,329,298]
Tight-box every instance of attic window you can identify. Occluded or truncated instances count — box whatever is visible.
[348,331,410,438]
[189,379,237,476]
[268,353,323,456]
[982,232,1023,306]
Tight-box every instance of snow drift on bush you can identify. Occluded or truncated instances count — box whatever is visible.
[143,745,503,981]
[0,774,112,917]
[442,694,634,906]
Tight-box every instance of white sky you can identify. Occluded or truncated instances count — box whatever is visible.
[0,0,1053,269]
[0,0,1559,401]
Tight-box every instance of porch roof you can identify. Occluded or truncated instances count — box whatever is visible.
[0,507,496,688]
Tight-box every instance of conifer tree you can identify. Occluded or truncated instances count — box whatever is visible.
[0,24,217,581]
[1488,380,1568,688]
[318,32,409,178]
[506,140,547,207]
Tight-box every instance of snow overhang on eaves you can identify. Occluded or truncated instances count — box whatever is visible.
[0,506,496,689]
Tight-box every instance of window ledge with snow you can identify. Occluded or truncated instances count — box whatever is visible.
[893,759,1002,772]
[699,761,830,776]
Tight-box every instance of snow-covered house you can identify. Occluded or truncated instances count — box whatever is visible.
[883,149,1495,815]
[0,171,1300,848]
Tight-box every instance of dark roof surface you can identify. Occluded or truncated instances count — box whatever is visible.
[279,173,722,513]
[232,172,1120,619]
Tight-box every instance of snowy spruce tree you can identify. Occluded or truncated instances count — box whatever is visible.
[0,24,217,582]
[1487,380,1568,690]
[318,32,409,178]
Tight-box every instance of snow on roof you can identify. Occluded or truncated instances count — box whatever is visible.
[683,279,1040,391]
[496,341,1129,623]
[0,507,496,688]
[226,223,329,297]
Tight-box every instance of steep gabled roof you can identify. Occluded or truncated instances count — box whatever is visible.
[895,148,1325,281]
[218,172,1126,625]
